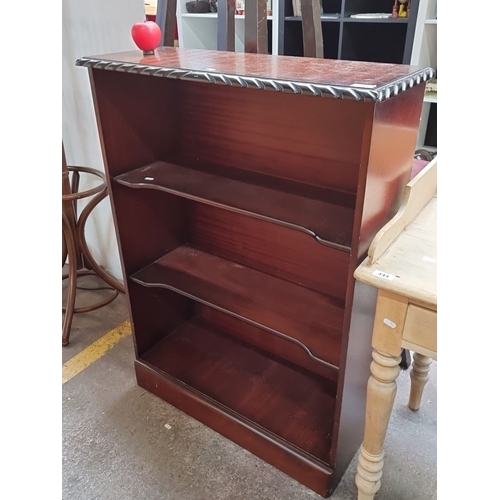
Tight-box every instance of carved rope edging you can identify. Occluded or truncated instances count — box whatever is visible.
[76,57,434,102]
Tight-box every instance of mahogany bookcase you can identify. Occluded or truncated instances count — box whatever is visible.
[78,47,432,497]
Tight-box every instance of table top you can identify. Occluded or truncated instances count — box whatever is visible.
[354,161,437,310]
[76,47,434,103]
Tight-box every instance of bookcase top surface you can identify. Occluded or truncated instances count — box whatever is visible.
[77,47,433,102]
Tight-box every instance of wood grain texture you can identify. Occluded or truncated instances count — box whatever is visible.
[131,245,344,367]
[90,69,181,177]
[403,304,437,356]
[197,305,339,381]
[368,158,437,264]
[353,170,437,500]
[355,348,401,500]
[156,0,177,47]
[371,289,408,358]
[115,160,355,249]
[353,83,426,263]
[330,281,378,483]
[178,81,367,191]
[245,0,268,53]
[82,46,431,90]
[110,186,187,275]
[142,316,336,461]
[188,203,350,301]
[355,196,437,310]
[135,360,335,496]
[408,353,433,411]
[301,0,324,58]
[86,47,425,497]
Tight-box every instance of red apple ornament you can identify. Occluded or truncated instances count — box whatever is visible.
[131,21,161,56]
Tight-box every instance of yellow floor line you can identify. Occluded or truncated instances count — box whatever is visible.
[62,320,132,385]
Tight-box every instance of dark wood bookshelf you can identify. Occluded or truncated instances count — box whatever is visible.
[80,47,430,497]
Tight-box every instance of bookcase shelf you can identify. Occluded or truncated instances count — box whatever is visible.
[140,315,337,462]
[115,160,355,250]
[80,47,430,497]
[131,245,345,368]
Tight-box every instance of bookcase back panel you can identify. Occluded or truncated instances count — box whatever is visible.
[178,81,370,192]
[188,203,350,300]
[197,305,339,381]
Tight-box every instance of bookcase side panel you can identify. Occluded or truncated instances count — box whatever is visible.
[90,69,181,177]
[356,82,426,260]
[330,280,378,488]
[329,83,425,477]
[90,69,190,356]
[112,187,192,356]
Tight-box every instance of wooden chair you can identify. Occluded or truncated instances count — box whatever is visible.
[156,0,324,57]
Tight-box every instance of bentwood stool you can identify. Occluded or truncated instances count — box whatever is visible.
[62,143,125,346]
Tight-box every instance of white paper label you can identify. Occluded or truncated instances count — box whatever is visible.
[372,270,395,281]
[383,318,397,329]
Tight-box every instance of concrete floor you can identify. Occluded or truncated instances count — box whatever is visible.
[62,276,437,500]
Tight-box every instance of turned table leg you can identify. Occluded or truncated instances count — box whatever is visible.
[355,349,401,500]
[408,352,432,411]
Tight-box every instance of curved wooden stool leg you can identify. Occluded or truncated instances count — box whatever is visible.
[62,143,123,345]
[355,349,401,500]
[408,353,432,411]
[62,230,68,268]
[76,188,125,294]
[62,212,78,346]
